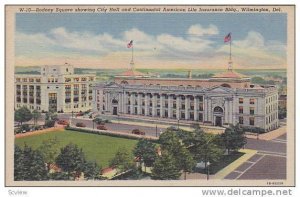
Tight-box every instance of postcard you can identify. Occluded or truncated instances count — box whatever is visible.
[5,5,295,186]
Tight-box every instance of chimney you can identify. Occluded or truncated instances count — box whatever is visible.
[188,70,192,79]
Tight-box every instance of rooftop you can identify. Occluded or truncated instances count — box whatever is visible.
[212,70,249,79]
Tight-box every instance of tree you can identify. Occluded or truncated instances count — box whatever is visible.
[14,146,24,181]
[15,145,48,180]
[151,152,181,180]
[39,137,60,171]
[55,143,86,179]
[133,139,157,171]
[221,124,246,154]
[159,129,196,178]
[159,130,182,153]
[32,109,41,126]
[14,106,32,125]
[45,110,58,121]
[83,161,101,180]
[110,148,135,173]
[177,147,196,180]
[190,131,223,170]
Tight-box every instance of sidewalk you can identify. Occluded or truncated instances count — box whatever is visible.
[246,125,286,141]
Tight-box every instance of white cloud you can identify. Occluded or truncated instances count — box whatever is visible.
[15,26,286,69]
[187,24,219,36]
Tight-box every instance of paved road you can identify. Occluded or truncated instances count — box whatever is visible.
[225,133,287,180]
[69,117,167,137]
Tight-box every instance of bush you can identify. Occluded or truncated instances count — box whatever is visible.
[242,126,265,134]
[76,122,86,127]
[45,120,55,128]
[66,127,158,142]
[20,124,31,132]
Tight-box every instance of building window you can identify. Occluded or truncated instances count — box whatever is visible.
[181,112,185,119]
[199,113,203,122]
[239,98,243,104]
[199,103,204,111]
[250,98,255,104]
[249,117,255,125]
[239,117,244,124]
[239,106,243,114]
[199,96,204,102]
[250,107,255,115]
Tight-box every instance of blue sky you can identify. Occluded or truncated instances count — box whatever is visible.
[15,13,287,69]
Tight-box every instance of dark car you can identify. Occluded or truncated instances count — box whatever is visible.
[57,120,69,125]
[97,125,108,130]
[76,122,86,127]
[131,129,145,135]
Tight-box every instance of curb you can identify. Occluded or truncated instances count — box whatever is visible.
[214,149,257,179]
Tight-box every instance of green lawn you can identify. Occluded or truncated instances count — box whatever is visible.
[15,130,138,167]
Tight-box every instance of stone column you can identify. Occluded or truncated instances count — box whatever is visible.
[160,94,163,118]
[137,93,141,115]
[152,94,156,117]
[194,96,198,121]
[145,94,149,116]
[168,95,172,118]
[224,98,229,124]
[176,96,180,119]
[185,96,189,120]
[130,93,134,114]
[204,96,208,122]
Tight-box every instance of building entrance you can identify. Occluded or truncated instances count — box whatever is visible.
[113,107,118,115]
[215,116,222,127]
[48,93,57,112]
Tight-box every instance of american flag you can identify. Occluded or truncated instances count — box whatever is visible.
[127,40,133,48]
[224,33,231,43]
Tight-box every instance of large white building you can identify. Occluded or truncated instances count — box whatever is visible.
[93,69,279,132]
[15,63,96,113]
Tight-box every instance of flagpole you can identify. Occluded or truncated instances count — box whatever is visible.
[230,39,232,61]
[132,45,134,63]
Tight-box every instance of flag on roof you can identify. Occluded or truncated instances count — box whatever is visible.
[127,40,133,48]
[224,33,231,43]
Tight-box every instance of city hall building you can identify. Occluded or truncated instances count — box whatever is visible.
[93,68,279,132]
[15,63,96,113]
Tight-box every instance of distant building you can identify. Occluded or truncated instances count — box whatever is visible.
[15,63,96,113]
[93,68,279,132]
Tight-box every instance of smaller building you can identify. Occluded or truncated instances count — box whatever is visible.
[15,63,96,113]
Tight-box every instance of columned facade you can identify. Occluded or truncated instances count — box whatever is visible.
[94,83,279,132]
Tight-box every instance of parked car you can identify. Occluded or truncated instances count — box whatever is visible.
[131,129,145,135]
[76,112,84,117]
[76,122,86,127]
[97,125,108,130]
[57,120,69,125]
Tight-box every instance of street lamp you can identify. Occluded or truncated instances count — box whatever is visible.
[177,118,180,129]
[206,161,211,180]
[155,124,158,137]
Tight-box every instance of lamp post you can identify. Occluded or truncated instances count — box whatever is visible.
[206,161,211,180]
[155,124,158,137]
[177,118,180,129]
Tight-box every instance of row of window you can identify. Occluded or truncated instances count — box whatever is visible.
[124,106,205,121]
[239,106,255,115]
[266,94,278,104]
[238,116,255,125]
[66,77,94,83]
[16,78,41,83]
[238,98,255,104]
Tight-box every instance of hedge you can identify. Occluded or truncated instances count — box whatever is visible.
[66,126,159,142]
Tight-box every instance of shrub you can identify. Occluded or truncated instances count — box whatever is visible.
[45,120,55,128]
